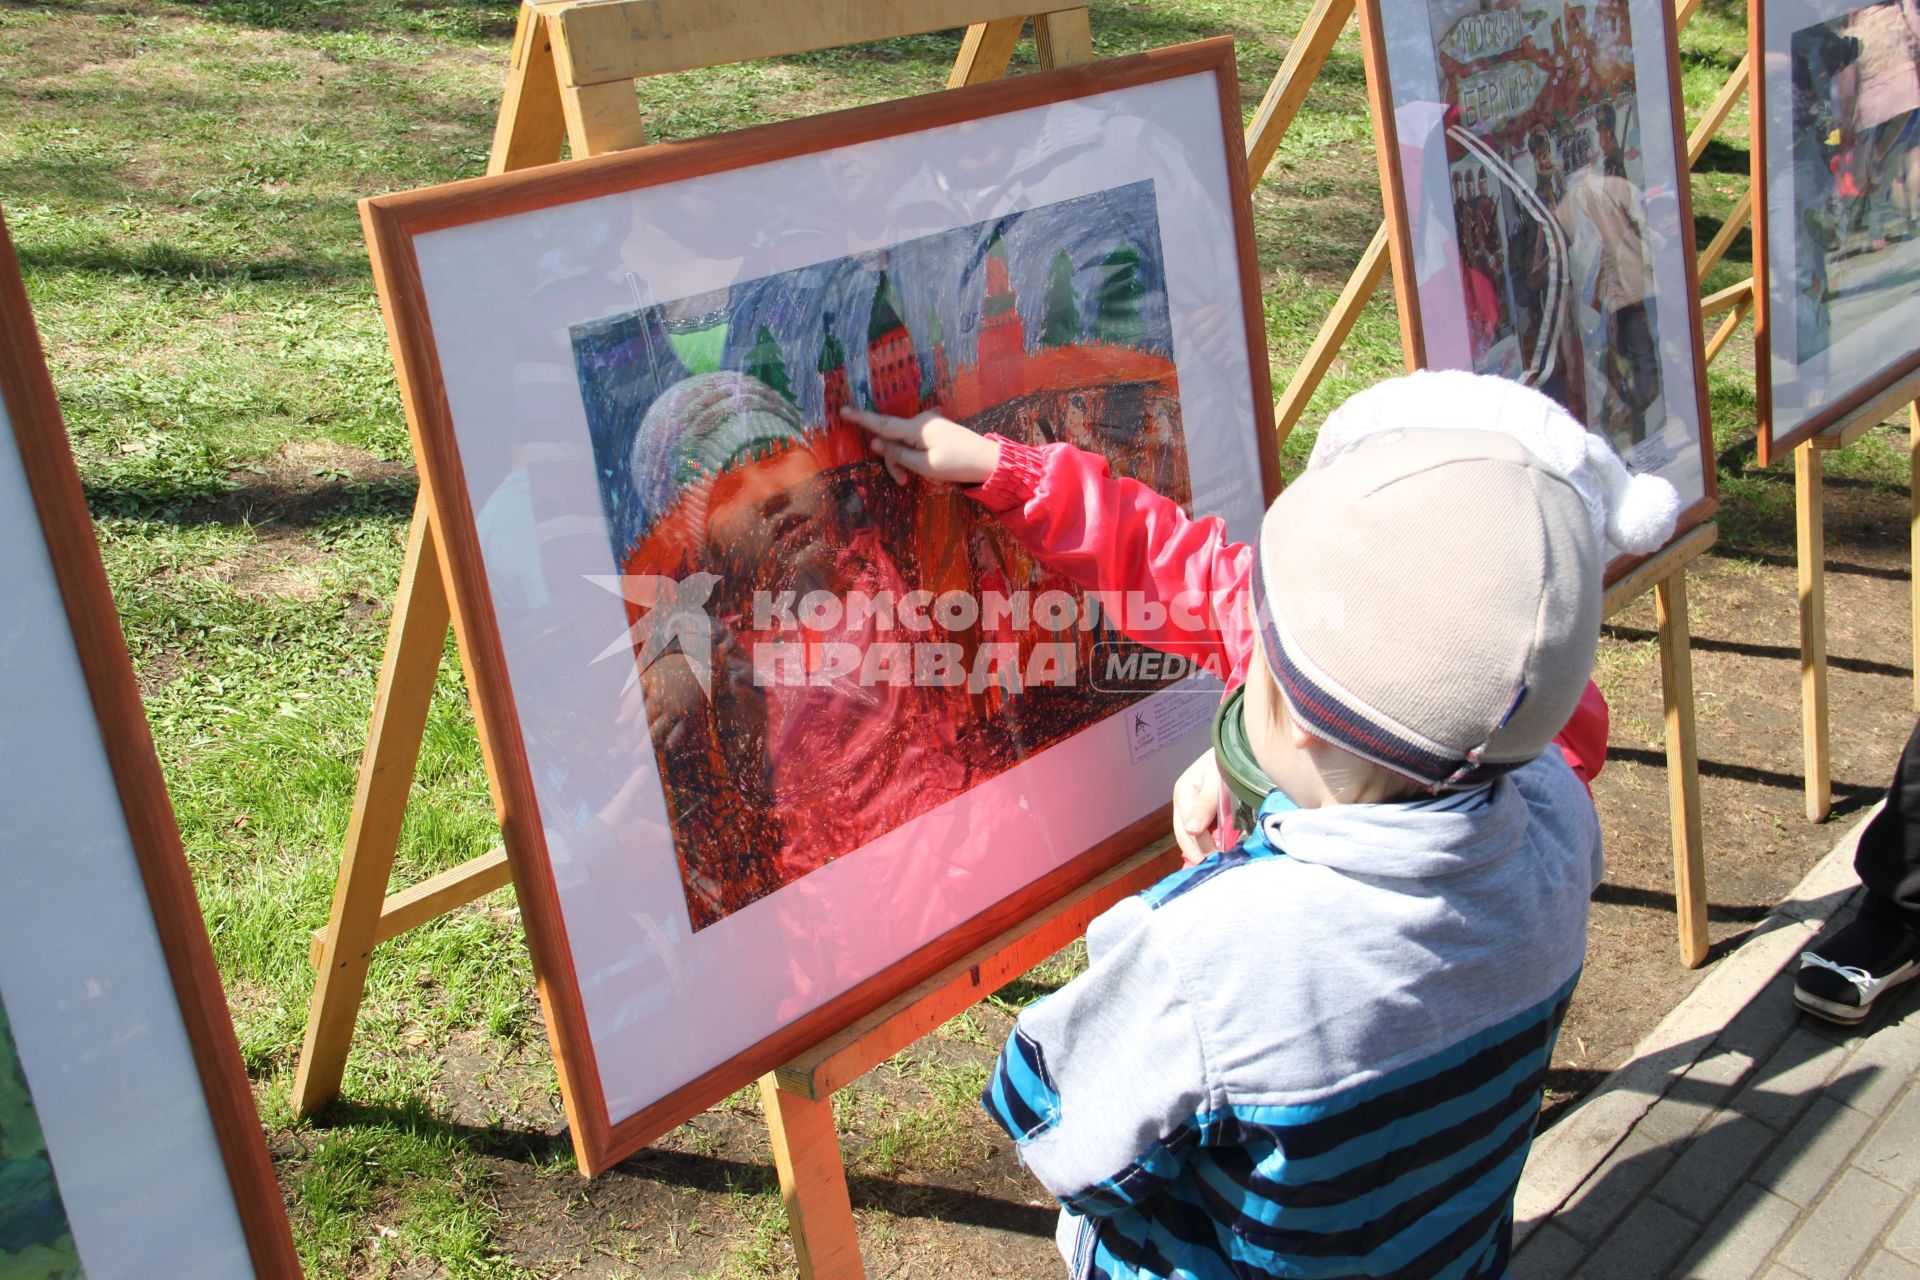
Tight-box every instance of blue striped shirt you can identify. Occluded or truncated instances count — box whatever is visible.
[982,760,1599,1279]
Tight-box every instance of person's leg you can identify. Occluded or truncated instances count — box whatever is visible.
[1795,719,1920,1024]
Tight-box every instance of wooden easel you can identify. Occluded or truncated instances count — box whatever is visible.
[1241,0,1722,965]
[1792,386,1920,822]
[294,3,1216,1273]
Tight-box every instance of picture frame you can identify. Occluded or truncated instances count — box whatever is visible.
[360,38,1278,1174]
[0,207,302,1277]
[1752,0,1920,463]
[1355,0,1719,575]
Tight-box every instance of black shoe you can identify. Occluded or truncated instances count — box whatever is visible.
[1795,914,1920,1025]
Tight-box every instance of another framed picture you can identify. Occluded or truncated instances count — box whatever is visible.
[0,208,302,1277]
[1753,0,1920,462]
[1356,0,1718,572]
[361,38,1278,1173]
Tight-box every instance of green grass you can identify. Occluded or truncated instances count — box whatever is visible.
[5,0,1910,1272]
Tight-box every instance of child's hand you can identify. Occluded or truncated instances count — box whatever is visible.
[1173,748,1222,867]
[841,407,1001,487]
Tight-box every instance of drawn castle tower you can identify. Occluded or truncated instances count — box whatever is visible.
[977,228,1027,406]
[818,315,850,429]
[866,270,924,419]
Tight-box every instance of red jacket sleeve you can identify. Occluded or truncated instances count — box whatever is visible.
[967,436,1256,683]
[1553,681,1609,787]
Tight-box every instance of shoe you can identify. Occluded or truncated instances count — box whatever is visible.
[1795,914,1920,1025]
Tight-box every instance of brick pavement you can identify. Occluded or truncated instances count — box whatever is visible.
[1512,806,1920,1279]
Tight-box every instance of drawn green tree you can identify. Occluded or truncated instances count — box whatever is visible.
[1041,251,1081,348]
[1090,243,1146,348]
[744,324,793,401]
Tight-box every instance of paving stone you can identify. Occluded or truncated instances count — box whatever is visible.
[1762,1268,1810,1280]
[1640,1048,1760,1145]
[1826,1017,1920,1120]
[1729,1026,1850,1132]
[1776,1168,1907,1279]
[1753,1095,1877,1206]
[1861,1251,1920,1280]
[1517,1088,1656,1226]
[1509,1221,1588,1280]
[1671,1182,1803,1280]
[1575,1196,1696,1280]
[1886,1193,1920,1261]
[1552,1129,1680,1244]
[1652,1108,1783,1223]
[1857,1086,1920,1191]
[1720,965,1821,1070]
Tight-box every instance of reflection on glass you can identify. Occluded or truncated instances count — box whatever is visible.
[567,181,1193,929]
[1787,0,1920,365]
[1428,0,1671,457]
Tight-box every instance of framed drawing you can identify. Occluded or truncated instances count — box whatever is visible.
[360,37,1277,1173]
[1355,0,1718,574]
[1753,0,1920,462]
[0,207,301,1277]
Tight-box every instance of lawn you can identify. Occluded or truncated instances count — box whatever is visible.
[4,0,1914,1274]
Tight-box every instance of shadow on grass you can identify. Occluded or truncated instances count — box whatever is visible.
[1693,137,1753,179]
[167,0,519,40]
[311,1097,1060,1239]
[18,239,361,285]
[87,469,417,526]
[1591,881,1774,924]
[1605,622,1913,675]
[1707,544,1911,583]
[1605,744,1884,816]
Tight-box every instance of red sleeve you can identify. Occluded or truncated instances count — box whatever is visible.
[967,436,1255,681]
[1553,680,1609,788]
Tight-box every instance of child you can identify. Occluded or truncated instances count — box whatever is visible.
[845,370,1677,1279]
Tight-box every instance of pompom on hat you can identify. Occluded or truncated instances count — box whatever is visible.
[1310,369,1682,559]
[1254,371,1681,791]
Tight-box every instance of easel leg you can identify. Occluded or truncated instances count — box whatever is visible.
[1656,572,1709,967]
[1797,442,1832,822]
[760,1074,863,1280]
[488,2,568,174]
[293,498,452,1114]
[947,17,1025,86]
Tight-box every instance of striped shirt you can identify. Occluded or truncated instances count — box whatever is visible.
[982,756,1600,1279]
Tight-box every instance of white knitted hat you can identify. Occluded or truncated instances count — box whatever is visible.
[1310,369,1681,559]
[1252,372,1679,790]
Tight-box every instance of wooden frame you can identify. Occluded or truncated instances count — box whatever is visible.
[357,38,1276,1175]
[1355,0,1720,583]
[1750,0,1920,465]
[0,206,302,1277]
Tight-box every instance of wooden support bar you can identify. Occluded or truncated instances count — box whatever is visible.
[307,849,512,971]
[1657,571,1710,967]
[1699,276,1753,321]
[1604,522,1717,619]
[1686,53,1750,168]
[293,500,452,1115]
[1797,443,1831,821]
[559,79,648,157]
[777,839,1178,1101]
[1273,223,1392,449]
[761,1075,863,1280]
[552,0,1041,84]
[947,17,1026,86]
[489,3,569,174]
[1809,370,1920,450]
[1245,0,1357,184]
[1704,289,1751,366]
[1033,7,1094,67]
[1675,0,1704,30]
[1697,187,1752,281]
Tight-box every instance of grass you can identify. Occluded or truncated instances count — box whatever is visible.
[6,0,1915,1273]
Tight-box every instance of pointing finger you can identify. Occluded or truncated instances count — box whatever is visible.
[841,406,919,442]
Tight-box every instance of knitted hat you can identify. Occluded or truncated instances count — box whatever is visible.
[1255,372,1679,790]
[632,370,806,534]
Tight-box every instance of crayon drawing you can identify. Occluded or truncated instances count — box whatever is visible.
[571,180,1193,930]
[0,994,83,1280]
[1429,0,1672,456]
[1786,0,1920,364]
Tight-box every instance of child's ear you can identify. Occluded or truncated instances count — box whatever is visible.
[1289,716,1316,751]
